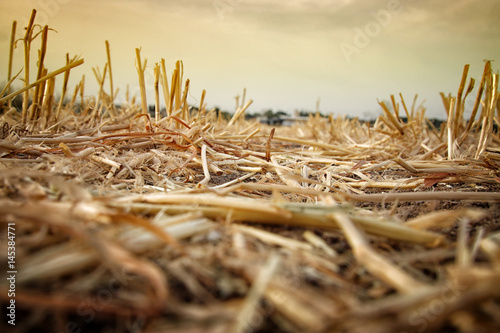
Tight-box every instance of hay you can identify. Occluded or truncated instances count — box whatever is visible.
[1,9,500,333]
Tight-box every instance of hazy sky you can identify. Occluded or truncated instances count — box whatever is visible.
[0,0,499,119]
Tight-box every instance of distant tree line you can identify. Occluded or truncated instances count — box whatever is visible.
[0,85,484,132]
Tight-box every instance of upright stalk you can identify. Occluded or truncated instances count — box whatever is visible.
[22,10,37,124]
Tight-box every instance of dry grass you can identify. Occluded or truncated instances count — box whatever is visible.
[1,9,500,333]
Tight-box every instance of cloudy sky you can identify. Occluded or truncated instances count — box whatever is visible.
[0,0,499,119]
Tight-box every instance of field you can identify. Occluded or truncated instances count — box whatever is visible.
[1,9,500,333]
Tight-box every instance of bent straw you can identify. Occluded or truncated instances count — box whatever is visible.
[0,59,84,104]
[198,144,211,186]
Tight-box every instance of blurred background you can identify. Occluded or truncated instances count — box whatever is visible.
[1,0,499,119]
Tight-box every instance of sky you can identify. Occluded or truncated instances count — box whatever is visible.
[0,0,499,119]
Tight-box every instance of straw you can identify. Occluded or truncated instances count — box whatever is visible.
[105,40,116,116]
[135,48,148,115]
[1,10,500,332]
[0,59,84,105]
[21,9,37,123]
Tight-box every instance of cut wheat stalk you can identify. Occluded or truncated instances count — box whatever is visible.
[30,25,49,124]
[10,213,214,285]
[344,191,500,203]
[55,54,71,123]
[447,97,457,160]
[159,58,170,116]
[453,64,470,135]
[227,99,253,127]
[234,224,313,251]
[198,144,211,186]
[404,209,485,230]
[105,40,116,117]
[6,20,16,108]
[135,48,148,115]
[233,253,280,332]
[154,62,161,122]
[334,212,427,293]
[21,9,37,123]
[113,196,444,245]
[378,100,404,135]
[199,89,206,117]
[466,61,490,134]
[273,135,351,154]
[115,193,293,218]
[91,63,108,122]
[303,230,338,257]
[271,155,302,187]
[168,67,178,117]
